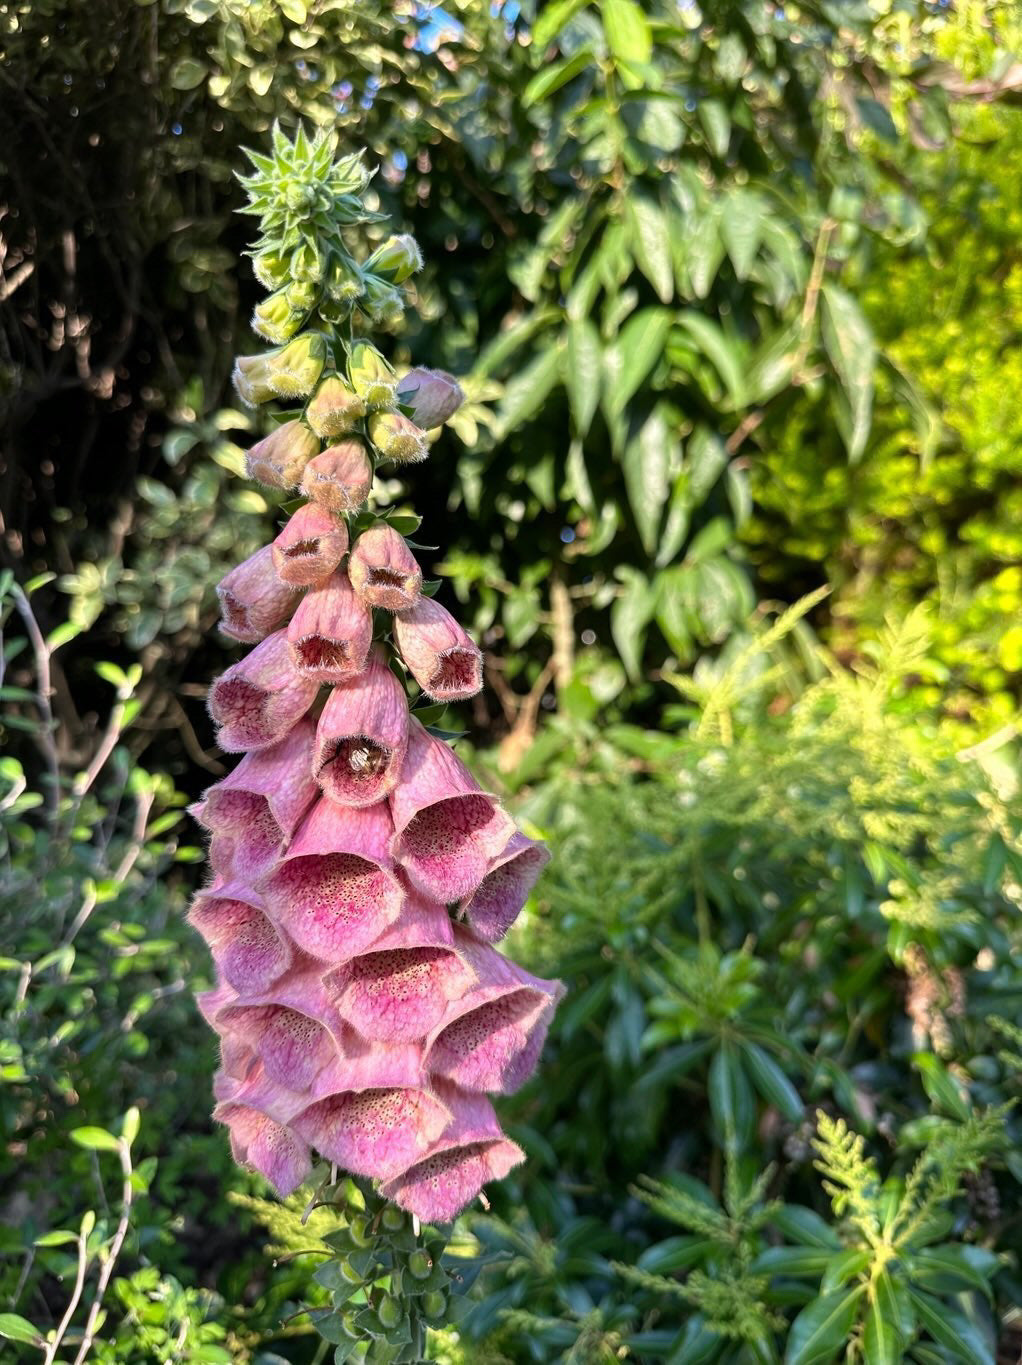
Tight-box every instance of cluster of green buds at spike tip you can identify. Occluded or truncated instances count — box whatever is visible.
[189,123,562,1360]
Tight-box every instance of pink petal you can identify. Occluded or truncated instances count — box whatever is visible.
[212,1098,311,1196]
[329,944,475,1044]
[216,544,299,643]
[208,631,319,752]
[393,598,483,702]
[459,831,550,943]
[314,652,410,807]
[272,504,349,588]
[389,721,515,903]
[216,1000,339,1090]
[291,1085,451,1180]
[262,797,404,962]
[348,526,422,611]
[287,571,373,684]
[187,882,292,994]
[192,719,319,880]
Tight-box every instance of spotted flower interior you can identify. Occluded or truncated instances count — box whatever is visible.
[191,125,561,1226]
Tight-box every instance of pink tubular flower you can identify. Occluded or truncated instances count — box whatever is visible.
[208,630,319,753]
[379,1083,524,1223]
[191,718,319,880]
[287,570,372,684]
[314,651,409,807]
[291,1084,451,1182]
[458,831,551,943]
[393,597,483,703]
[347,525,422,611]
[271,504,349,588]
[389,719,516,903]
[187,883,293,995]
[212,1101,311,1196]
[245,420,320,489]
[423,933,564,1093]
[397,368,464,429]
[261,795,404,963]
[300,438,372,514]
[210,967,345,1091]
[326,895,475,1044]
[216,545,299,643]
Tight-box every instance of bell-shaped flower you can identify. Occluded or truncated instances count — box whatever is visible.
[208,630,319,753]
[423,933,564,1094]
[216,545,299,644]
[365,234,423,284]
[252,287,304,344]
[291,1082,452,1183]
[348,526,422,611]
[306,375,367,440]
[300,438,372,514]
[314,651,409,807]
[380,1083,523,1223]
[287,570,372,684]
[397,368,464,429]
[246,419,320,490]
[458,831,551,943]
[326,894,474,1044]
[368,411,429,464]
[264,333,327,400]
[393,598,483,703]
[271,504,349,588]
[187,883,293,995]
[212,1100,311,1196]
[261,796,404,963]
[389,720,515,903]
[191,718,319,881]
[233,350,278,407]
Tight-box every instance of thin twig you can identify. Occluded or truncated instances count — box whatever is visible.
[43,1221,89,1365]
[10,585,60,818]
[73,1139,134,1365]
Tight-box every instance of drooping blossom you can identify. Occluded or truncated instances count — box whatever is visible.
[245,419,320,489]
[216,545,299,643]
[271,504,349,587]
[393,597,483,702]
[208,630,318,752]
[348,526,422,611]
[287,570,372,684]
[313,651,409,806]
[300,438,373,514]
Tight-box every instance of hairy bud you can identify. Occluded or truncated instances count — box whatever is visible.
[365,234,423,285]
[398,368,464,428]
[306,375,366,440]
[348,341,398,410]
[368,411,429,465]
[246,420,320,490]
[252,287,305,344]
[348,525,422,610]
[265,333,327,400]
[300,438,373,514]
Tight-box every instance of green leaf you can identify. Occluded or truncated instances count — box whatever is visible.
[611,567,654,682]
[565,320,602,437]
[624,406,674,556]
[70,1125,121,1152]
[907,1289,994,1365]
[34,1229,78,1247]
[820,283,875,463]
[497,345,562,436]
[741,1041,803,1121]
[863,1288,902,1365]
[907,1245,999,1299]
[676,312,746,408]
[626,194,673,303]
[602,308,671,421]
[750,1247,835,1278]
[169,57,207,90]
[699,99,731,157]
[720,188,765,280]
[0,1313,42,1344]
[772,1206,842,1251]
[601,0,652,67]
[522,47,594,108]
[708,1039,755,1153]
[533,0,590,49]
[912,1052,971,1121]
[819,1249,870,1293]
[784,1287,864,1365]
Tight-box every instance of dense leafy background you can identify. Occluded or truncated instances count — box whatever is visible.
[3,1,1022,1361]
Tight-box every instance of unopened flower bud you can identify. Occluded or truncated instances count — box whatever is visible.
[233,351,278,407]
[266,333,326,400]
[271,503,349,587]
[348,341,398,410]
[246,420,320,490]
[362,274,406,325]
[306,375,366,440]
[394,598,483,702]
[252,288,305,344]
[216,544,299,642]
[300,438,373,514]
[284,279,318,312]
[252,249,290,290]
[333,151,370,195]
[348,525,422,610]
[368,410,429,465]
[290,240,322,283]
[288,571,372,683]
[398,368,464,428]
[365,234,423,284]
[325,253,365,303]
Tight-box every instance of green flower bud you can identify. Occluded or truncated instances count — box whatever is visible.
[340,1311,361,1339]
[325,253,365,304]
[291,240,323,283]
[421,1291,447,1320]
[266,333,326,400]
[332,152,370,196]
[368,410,429,465]
[407,1250,433,1281]
[233,349,279,407]
[318,297,351,326]
[285,280,318,312]
[381,1207,405,1232]
[349,342,398,410]
[252,288,304,344]
[361,275,406,326]
[376,1295,403,1330]
[347,1214,373,1248]
[365,234,423,285]
[253,249,290,290]
[286,181,317,213]
[338,1257,364,1286]
[307,375,367,439]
